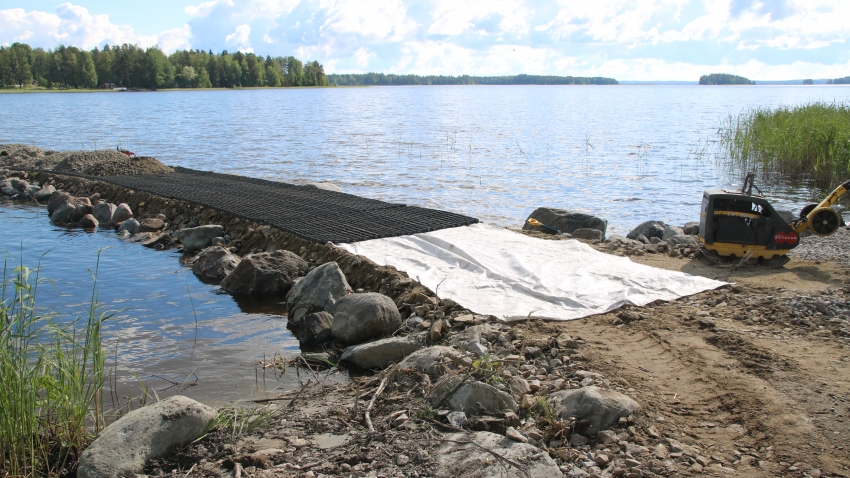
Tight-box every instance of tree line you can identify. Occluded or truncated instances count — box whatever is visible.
[0,42,328,89]
[699,73,755,85]
[827,77,850,85]
[327,73,618,86]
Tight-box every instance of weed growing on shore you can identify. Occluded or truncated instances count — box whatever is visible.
[719,101,850,190]
[0,252,111,477]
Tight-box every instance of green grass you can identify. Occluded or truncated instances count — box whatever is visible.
[719,101,850,190]
[0,253,111,477]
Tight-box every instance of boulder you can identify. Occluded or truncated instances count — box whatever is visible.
[340,335,427,369]
[191,246,241,283]
[1,186,16,196]
[662,226,685,241]
[9,178,28,191]
[34,185,56,202]
[397,345,464,378]
[431,377,517,415]
[331,292,401,344]
[23,185,40,199]
[298,311,334,345]
[285,262,352,325]
[110,203,133,225]
[548,386,640,436]
[79,214,99,229]
[303,182,342,192]
[523,207,607,237]
[117,218,140,235]
[572,228,604,241]
[50,197,92,225]
[137,217,165,232]
[682,221,700,235]
[92,202,117,225]
[221,250,308,296]
[141,233,173,249]
[47,191,72,215]
[436,431,560,478]
[666,235,695,247]
[77,396,216,478]
[174,225,224,251]
[627,220,667,240]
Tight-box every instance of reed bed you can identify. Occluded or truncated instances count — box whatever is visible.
[0,255,110,477]
[719,101,850,190]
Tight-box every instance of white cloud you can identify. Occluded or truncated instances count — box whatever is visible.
[0,2,192,52]
[185,0,235,18]
[225,23,253,52]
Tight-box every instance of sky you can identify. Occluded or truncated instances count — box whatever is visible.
[1,0,848,81]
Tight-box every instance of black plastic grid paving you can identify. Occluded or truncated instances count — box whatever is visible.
[89,168,478,243]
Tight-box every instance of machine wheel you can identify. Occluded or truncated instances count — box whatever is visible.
[808,207,841,236]
[800,203,818,218]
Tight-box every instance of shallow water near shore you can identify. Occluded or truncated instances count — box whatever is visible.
[3,85,850,233]
[0,200,314,406]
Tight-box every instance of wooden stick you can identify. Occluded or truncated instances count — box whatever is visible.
[365,364,398,433]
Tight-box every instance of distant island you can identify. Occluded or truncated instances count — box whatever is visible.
[327,73,618,86]
[827,76,850,85]
[699,73,755,85]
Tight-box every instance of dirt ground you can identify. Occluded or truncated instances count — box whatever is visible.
[527,251,850,477]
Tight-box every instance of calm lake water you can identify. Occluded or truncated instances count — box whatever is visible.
[2,85,850,403]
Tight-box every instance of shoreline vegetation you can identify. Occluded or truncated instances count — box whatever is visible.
[699,73,755,85]
[719,101,850,190]
[0,42,617,91]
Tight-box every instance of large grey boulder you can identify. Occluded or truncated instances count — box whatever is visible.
[50,197,93,225]
[340,335,427,370]
[548,386,639,436]
[47,191,72,215]
[331,292,401,344]
[397,345,464,378]
[666,235,695,247]
[1,186,16,196]
[9,178,28,190]
[117,218,140,235]
[682,221,700,235]
[431,378,517,414]
[79,214,99,229]
[627,220,667,240]
[298,311,334,345]
[662,226,685,241]
[77,396,216,478]
[436,431,560,478]
[286,262,352,325]
[221,250,308,296]
[138,217,165,232]
[572,228,604,241]
[303,182,342,192]
[192,246,241,283]
[34,185,56,202]
[110,203,133,225]
[523,207,607,237]
[174,225,224,251]
[92,202,117,225]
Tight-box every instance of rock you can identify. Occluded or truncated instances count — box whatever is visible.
[436,431,560,478]
[662,226,685,241]
[50,197,93,225]
[174,225,224,251]
[23,185,40,199]
[597,429,619,444]
[340,335,426,369]
[211,237,226,247]
[77,396,216,478]
[572,228,605,241]
[9,178,28,190]
[447,411,467,428]
[221,250,308,296]
[299,311,334,345]
[285,262,352,325]
[117,218,140,235]
[110,203,133,225]
[303,182,342,192]
[507,376,531,401]
[137,217,165,232]
[397,345,464,378]
[570,434,588,446]
[92,202,117,225]
[141,233,173,249]
[47,191,72,215]
[506,427,527,442]
[548,386,640,435]
[429,315,444,341]
[331,292,401,344]
[523,207,607,237]
[627,220,667,240]
[431,378,517,414]
[682,221,700,235]
[191,246,241,283]
[78,214,99,229]
[666,235,695,247]
[1,186,16,196]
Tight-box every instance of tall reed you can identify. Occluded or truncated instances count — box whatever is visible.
[718,101,850,190]
[0,254,110,477]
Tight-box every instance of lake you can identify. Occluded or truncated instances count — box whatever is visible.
[2,85,849,404]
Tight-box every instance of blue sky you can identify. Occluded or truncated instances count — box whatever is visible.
[1,0,848,81]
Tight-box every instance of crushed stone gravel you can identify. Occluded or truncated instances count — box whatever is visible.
[0,144,173,176]
[789,227,850,266]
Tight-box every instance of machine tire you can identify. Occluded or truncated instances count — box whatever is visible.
[808,207,841,236]
[800,203,817,218]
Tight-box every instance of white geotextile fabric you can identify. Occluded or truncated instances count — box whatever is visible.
[338,223,726,322]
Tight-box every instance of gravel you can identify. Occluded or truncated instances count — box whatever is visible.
[0,144,173,176]
[789,227,850,265]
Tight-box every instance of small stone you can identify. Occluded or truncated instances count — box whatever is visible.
[646,425,661,438]
[504,411,521,428]
[506,427,527,443]
[521,394,536,409]
[447,411,466,428]
[569,434,588,446]
[396,454,410,466]
[595,453,611,466]
[393,413,409,427]
[528,379,541,392]
[598,430,618,445]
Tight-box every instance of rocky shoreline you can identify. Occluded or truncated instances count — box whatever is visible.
[3,145,850,477]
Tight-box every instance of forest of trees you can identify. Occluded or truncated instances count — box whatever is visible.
[698,73,755,85]
[0,42,328,89]
[827,76,850,85]
[327,73,618,85]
